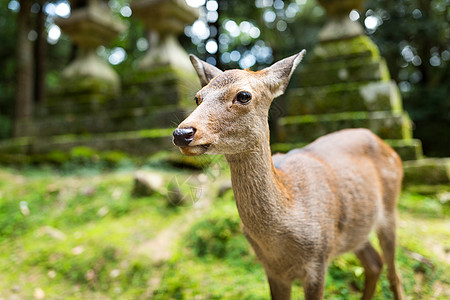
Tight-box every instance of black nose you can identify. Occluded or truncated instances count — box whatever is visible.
[173,127,196,147]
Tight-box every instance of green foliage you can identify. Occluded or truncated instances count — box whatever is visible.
[364,0,450,156]
[0,166,449,298]
[186,201,245,258]
[399,190,450,218]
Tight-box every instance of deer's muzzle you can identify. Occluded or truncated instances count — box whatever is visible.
[173,127,196,147]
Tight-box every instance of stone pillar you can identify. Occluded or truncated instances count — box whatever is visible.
[275,0,423,161]
[127,0,200,109]
[316,0,364,42]
[131,0,199,73]
[56,0,126,95]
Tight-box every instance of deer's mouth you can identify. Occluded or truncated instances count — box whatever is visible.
[179,144,211,156]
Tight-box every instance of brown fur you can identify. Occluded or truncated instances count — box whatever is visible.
[175,52,405,300]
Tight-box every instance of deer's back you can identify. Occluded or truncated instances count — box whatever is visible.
[272,128,403,256]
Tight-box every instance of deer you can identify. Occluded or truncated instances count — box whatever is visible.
[172,50,405,300]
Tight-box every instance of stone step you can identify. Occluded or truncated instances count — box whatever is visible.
[308,35,380,63]
[286,81,402,115]
[298,56,390,87]
[15,107,189,137]
[271,138,423,161]
[38,90,181,117]
[403,158,450,185]
[278,111,412,143]
[0,128,175,161]
[41,83,197,118]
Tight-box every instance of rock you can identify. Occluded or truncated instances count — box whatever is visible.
[132,170,165,196]
[72,245,85,255]
[218,180,232,197]
[80,186,96,197]
[39,226,66,241]
[166,185,184,206]
[33,288,45,299]
[403,158,450,186]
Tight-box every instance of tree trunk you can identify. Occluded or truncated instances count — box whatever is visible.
[13,0,34,137]
[34,0,47,104]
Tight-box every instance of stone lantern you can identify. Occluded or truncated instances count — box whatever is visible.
[130,0,199,73]
[316,0,364,41]
[275,0,424,162]
[56,0,126,94]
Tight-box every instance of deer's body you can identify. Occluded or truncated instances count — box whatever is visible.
[173,51,405,299]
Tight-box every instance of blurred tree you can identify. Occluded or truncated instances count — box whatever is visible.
[363,0,450,156]
[13,0,34,136]
[181,0,325,70]
[0,0,18,138]
[35,0,47,105]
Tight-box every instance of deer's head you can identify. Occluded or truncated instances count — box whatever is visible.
[173,50,306,156]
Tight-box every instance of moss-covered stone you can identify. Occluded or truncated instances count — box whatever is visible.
[51,76,119,101]
[271,138,422,161]
[278,111,411,143]
[299,56,390,87]
[310,35,380,63]
[384,139,423,161]
[0,128,174,160]
[286,80,402,115]
[403,158,450,186]
[122,65,200,109]
[5,57,201,163]
[19,107,188,137]
[0,136,32,153]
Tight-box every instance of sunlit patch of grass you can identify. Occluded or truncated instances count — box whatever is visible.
[0,166,189,298]
[399,189,450,218]
[151,199,269,299]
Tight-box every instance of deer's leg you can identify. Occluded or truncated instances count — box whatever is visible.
[303,262,326,300]
[377,214,405,300]
[354,241,383,300]
[268,277,292,300]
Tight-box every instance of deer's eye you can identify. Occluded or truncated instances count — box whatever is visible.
[194,96,199,105]
[236,91,252,104]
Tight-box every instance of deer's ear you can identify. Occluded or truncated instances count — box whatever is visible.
[189,54,223,87]
[261,50,306,98]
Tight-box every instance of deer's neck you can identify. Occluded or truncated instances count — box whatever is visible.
[225,139,290,236]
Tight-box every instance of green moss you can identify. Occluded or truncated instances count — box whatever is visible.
[401,113,413,140]
[278,111,410,143]
[403,158,450,186]
[101,150,128,166]
[384,139,423,161]
[122,65,199,110]
[186,202,243,258]
[272,139,422,161]
[281,111,369,125]
[287,81,403,116]
[379,58,391,81]
[0,128,177,164]
[299,56,389,87]
[46,150,71,164]
[270,142,307,153]
[62,77,119,97]
[0,136,32,151]
[123,65,192,84]
[311,35,380,62]
[399,191,450,218]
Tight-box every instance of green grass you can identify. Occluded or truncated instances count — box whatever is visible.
[0,166,448,299]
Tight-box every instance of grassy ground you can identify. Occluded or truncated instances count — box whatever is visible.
[0,163,448,299]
